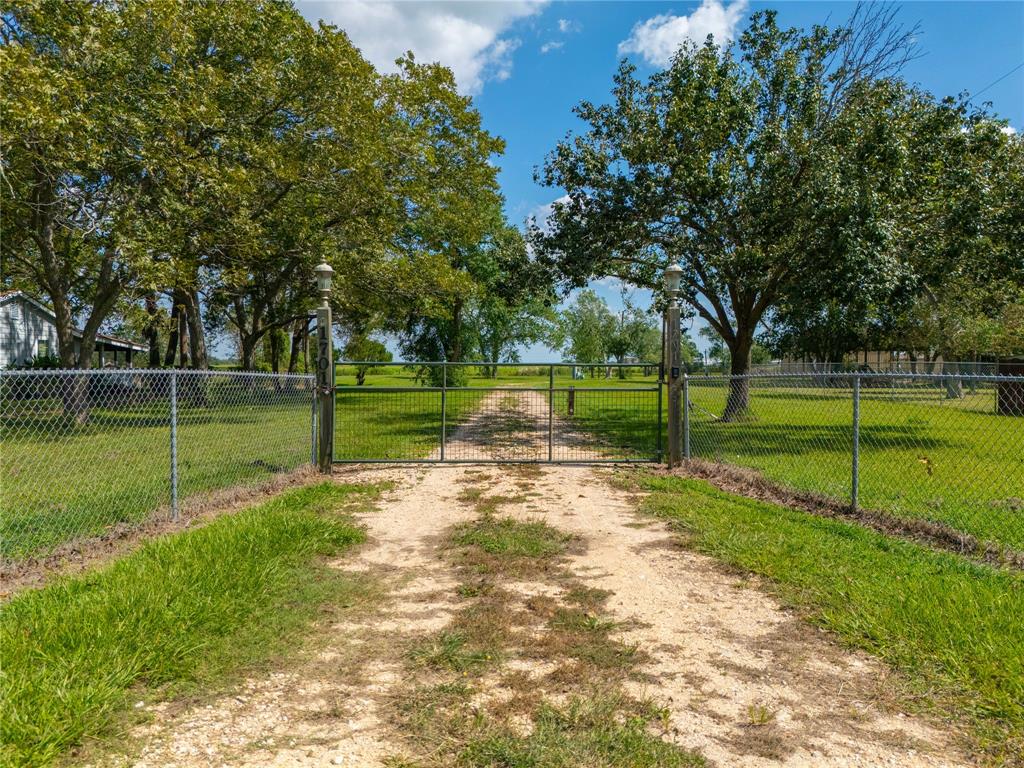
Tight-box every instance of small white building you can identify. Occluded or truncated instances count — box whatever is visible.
[0,291,146,368]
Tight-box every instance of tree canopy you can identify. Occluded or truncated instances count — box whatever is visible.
[1,0,549,375]
[530,4,1019,415]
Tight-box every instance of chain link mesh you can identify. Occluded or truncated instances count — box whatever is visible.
[6,366,1020,562]
[1,369,315,562]
[686,372,1024,553]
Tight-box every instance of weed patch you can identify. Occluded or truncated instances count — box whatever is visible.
[453,515,570,560]
[386,509,700,766]
[458,695,704,767]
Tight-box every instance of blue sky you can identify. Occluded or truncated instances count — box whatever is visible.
[298,1,1024,360]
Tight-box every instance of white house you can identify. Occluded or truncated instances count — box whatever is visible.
[0,291,146,368]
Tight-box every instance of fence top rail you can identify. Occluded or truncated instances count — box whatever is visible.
[335,360,659,369]
[0,368,316,381]
[335,385,661,392]
[687,371,1021,383]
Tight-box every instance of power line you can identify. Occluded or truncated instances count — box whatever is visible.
[968,61,1024,102]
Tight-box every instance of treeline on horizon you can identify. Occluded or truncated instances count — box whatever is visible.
[2,1,1022,396]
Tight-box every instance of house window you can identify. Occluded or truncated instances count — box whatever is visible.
[37,340,49,358]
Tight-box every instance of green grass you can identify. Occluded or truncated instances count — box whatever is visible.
[688,383,1024,550]
[2,392,315,559]
[633,472,1024,759]
[458,695,704,768]
[452,515,569,559]
[0,481,375,768]
[551,379,1022,550]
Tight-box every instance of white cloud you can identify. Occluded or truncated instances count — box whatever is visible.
[528,194,571,232]
[1001,125,1017,136]
[298,1,546,94]
[540,40,563,54]
[557,18,581,34]
[618,0,748,68]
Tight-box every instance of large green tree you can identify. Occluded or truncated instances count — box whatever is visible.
[531,6,921,418]
[553,290,616,371]
[1,0,172,372]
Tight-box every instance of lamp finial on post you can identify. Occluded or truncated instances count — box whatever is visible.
[315,262,334,306]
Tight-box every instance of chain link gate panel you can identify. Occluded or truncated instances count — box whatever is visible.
[331,362,664,464]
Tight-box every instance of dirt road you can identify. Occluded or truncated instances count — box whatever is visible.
[110,460,967,768]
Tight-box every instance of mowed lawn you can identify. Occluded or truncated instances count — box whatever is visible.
[6,366,1018,557]
[635,474,1024,761]
[0,482,374,768]
[549,377,1022,551]
[686,381,1024,551]
[1,391,314,560]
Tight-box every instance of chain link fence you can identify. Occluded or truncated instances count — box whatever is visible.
[1,369,315,562]
[4,366,1021,564]
[739,360,1004,376]
[683,372,1024,555]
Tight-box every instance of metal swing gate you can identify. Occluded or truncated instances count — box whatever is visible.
[322,362,663,464]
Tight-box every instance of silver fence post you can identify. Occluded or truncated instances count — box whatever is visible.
[440,363,447,462]
[656,370,663,462]
[548,364,554,462]
[170,370,179,522]
[683,373,690,460]
[852,373,860,511]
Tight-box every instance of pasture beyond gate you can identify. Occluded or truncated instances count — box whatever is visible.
[331,362,662,464]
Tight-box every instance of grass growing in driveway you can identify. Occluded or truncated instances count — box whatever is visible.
[631,472,1024,762]
[453,515,570,559]
[393,485,704,767]
[0,482,378,768]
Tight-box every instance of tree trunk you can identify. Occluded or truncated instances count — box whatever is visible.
[941,355,963,399]
[287,320,304,374]
[723,333,754,421]
[449,299,464,363]
[181,288,207,369]
[177,300,190,369]
[269,329,285,374]
[240,334,257,371]
[145,293,161,368]
[164,300,180,367]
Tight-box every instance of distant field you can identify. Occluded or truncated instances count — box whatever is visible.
[333,364,661,461]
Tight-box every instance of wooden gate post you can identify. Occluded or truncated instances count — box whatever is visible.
[314,263,334,473]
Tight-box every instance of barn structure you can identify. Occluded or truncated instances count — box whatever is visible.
[0,291,145,369]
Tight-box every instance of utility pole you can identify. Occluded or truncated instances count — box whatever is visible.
[664,263,683,468]
[315,262,334,473]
